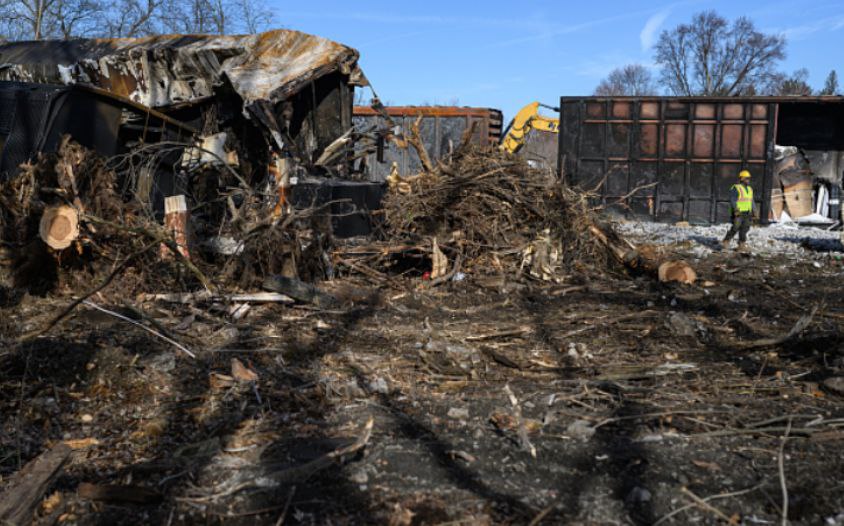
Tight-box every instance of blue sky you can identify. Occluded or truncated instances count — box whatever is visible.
[271,1,844,122]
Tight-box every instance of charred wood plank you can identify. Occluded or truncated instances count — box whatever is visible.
[0,444,72,526]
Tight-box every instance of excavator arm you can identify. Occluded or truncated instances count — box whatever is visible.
[500,101,560,154]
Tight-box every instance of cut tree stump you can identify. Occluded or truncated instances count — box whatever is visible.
[0,443,72,526]
[39,205,79,250]
[161,195,191,260]
[658,260,697,284]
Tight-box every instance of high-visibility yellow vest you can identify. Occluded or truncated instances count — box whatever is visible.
[731,184,753,213]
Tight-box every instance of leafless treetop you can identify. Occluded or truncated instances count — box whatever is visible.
[654,11,786,96]
[594,64,658,96]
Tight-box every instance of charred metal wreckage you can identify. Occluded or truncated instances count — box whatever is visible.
[0,30,375,224]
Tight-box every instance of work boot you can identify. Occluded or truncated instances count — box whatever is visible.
[737,242,748,253]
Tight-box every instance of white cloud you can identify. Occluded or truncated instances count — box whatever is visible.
[640,9,670,51]
[490,7,656,49]
[781,14,844,40]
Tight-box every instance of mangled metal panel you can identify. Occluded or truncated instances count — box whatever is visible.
[520,126,557,172]
[0,30,366,151]
[0,30,364,108]
[803,151,843,184]
[352,106,502,182]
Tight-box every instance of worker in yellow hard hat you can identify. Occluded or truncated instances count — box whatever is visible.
[722,170,755,251]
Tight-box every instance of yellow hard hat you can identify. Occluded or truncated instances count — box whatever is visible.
[739,170,751,180]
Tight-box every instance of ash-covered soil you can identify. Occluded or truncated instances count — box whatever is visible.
[2,225,844,525]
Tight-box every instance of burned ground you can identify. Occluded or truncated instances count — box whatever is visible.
[0,137,842,525]
[2,239,844,525]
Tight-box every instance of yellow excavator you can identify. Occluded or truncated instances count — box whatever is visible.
[500,101,560,154]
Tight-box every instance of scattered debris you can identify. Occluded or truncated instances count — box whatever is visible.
[503,384,537,458]
[230,358,259,383]
[447,407,470,420]
[565,420,596,441]
[666,312,700,337]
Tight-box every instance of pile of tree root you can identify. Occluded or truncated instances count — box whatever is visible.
[0,137,332,297]
[339,143,640,284]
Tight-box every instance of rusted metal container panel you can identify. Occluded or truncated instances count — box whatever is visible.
[559,97,776,223]
[353,106,502,182]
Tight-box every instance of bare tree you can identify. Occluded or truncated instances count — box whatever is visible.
[0,3,29,40]
[207,0,228,34]
[160,0,270,35]
[101,0,161,37]
[235,0,270,33]
[52,0,102,38]
[820,70,839,96]
[594,64,658,96]
[768,69,813,96]
[654,11,786,96]
[1,0,102,39]
[159,0,209,33]
[0,0,272,39]
[0,0,59,39]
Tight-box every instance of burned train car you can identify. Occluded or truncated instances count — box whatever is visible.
[0,30,379,235]
[558,96,844,224]
[0,30,367,184]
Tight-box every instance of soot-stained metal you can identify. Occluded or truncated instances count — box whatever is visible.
[0,30,368,177]
[352,106,503,182]
[558,95,844,224]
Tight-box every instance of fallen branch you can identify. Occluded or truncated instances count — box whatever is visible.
[680,487,734,523]
[654,484,762,525]
[262,275,338,308]
[407,115,434,173]
[83,213,215,292]
[426,253,464,287]
[527,502,556,526]
[82,300,196,358]
[779,418,792,526]
[274,485,297,526]
[139,291,294,304]
[17,241,158,343]
[455,121,480,156]
[687,426,815,439]
[735,307,817,350]
[465,326,532,342]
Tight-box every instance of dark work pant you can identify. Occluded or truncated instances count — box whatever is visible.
[724,212,751,243]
